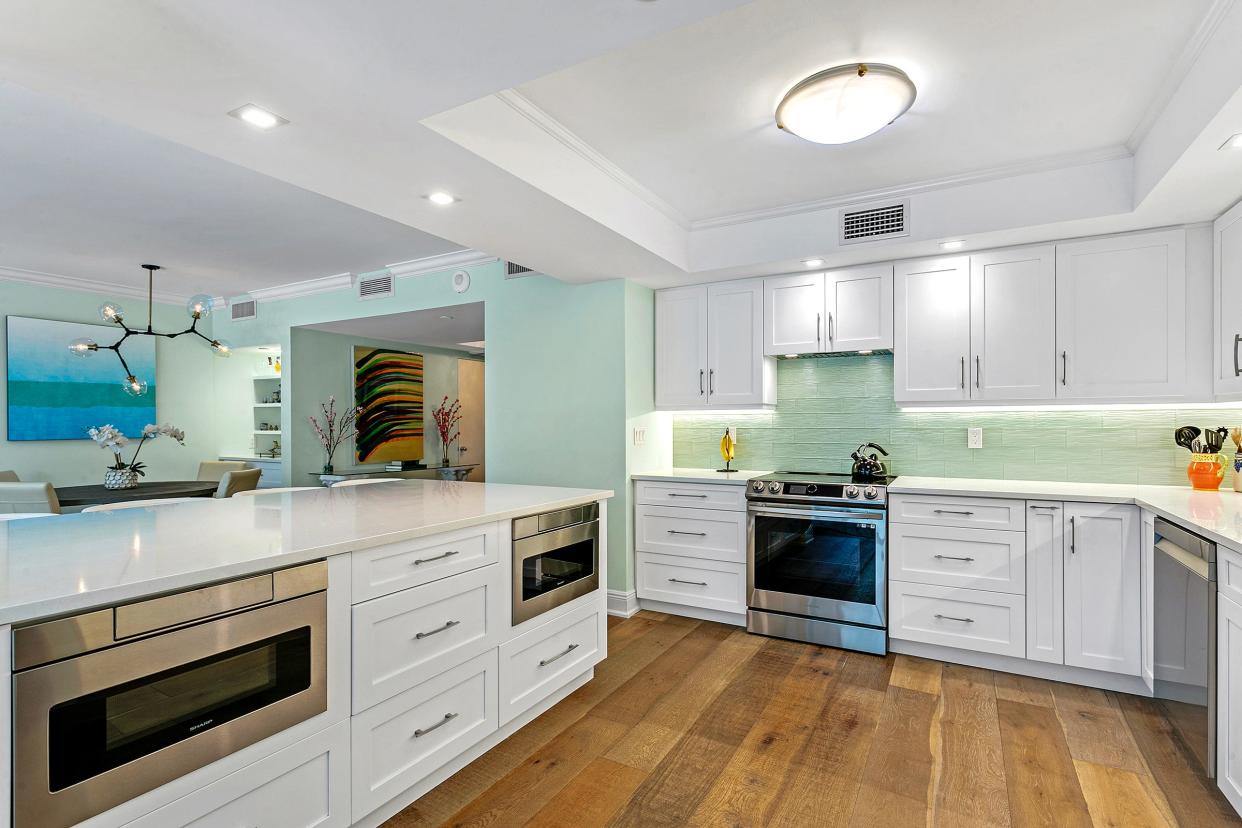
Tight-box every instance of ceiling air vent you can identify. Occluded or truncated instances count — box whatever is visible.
[356,271,394,300]
[839,199,909,245]
[505,261,536,279]
[229,296,257,321]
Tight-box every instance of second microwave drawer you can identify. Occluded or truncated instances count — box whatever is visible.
[890,524,1026,594]
[351,523,499,602]
[889,581,1026,658]
[351,564,504,713]
[636,552,746,615]
[635,505,745,562]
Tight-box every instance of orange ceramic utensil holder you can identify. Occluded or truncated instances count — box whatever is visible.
[1188,453,1225,490]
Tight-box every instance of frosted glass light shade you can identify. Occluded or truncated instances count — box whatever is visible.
[776,63,916,145]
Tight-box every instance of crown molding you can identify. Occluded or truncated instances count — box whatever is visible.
[386,249,498,278]
[247,272,354,302]
[495,89,692,230]
[688,145,1134,230]
[0,264,190,304]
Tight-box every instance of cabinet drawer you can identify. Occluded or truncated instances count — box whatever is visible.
[890,524,1026,594]
[351,650,498,821]
[889,494,1026,531]
[351,522,499,602]
[636,552,746,615]
[635,480,746,511]
[498,600,603,725]
[127,721,350,828]
[352,564,504,713]
[635,505,745,562]
[889,581,1026,658]
[1221,545,1242,607]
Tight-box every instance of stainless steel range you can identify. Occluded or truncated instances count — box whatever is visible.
[746,471,890,655]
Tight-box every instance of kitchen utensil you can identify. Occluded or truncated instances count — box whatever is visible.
[850,443,890,480]
[1207,429,1224,453]
[1231,427,1242,451]
[1175,426,1201,452]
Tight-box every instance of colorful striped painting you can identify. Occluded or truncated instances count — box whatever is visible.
[354,346,424,463]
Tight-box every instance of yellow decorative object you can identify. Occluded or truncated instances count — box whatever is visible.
[718,428,736,473]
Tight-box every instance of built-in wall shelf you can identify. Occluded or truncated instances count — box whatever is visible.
[253,403,281,408]
[253,430,282,435]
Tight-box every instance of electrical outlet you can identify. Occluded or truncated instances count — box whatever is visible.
[967,427,983,449]
[633,426,646,447]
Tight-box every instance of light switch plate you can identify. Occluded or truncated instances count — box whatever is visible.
[967,427,983,449]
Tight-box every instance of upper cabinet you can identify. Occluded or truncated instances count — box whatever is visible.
[763,265,893,356]
[970,246,1056,401]
[1215,200,1242,400]
[894,256,971,402]
[1056,228,1187,402]
[656,279,775,410]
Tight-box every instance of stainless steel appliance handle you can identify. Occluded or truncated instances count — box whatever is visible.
[935,614,974,623]
[748,504,885,523]
[414,712,458,738]
[667,530,707,536]
[539,643,579,667]
[668,578,708,586]
[668,493,708,498]
[414,620,461,639]
[413,549,459,565]
[934,555,975,562]
[933,509,974,516]
[1070,515,1075,553]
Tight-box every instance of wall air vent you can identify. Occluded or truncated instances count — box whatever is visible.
[229,296,257,321]
[505,261,537,279]
[839,199,909,245]
[356,271,394,300]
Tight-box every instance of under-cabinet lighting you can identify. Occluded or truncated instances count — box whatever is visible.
[901,402,1242,413]
[784,354,799,359]
[858,350,873,355]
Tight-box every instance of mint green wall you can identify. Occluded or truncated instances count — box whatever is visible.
[0,281,220,485]
[673,355,1242,485]
[212,262,635,590]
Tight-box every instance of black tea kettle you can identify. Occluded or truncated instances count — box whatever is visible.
[850,443,890,480]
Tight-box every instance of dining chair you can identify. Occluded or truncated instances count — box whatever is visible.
[0,470,19,482]
[232,487,319,497]
[0,513,56,521]
[197,460,249,482]
[0,482,61,514]
[81,498,205,513]
[331,478,403,487]
[215,468,263,498]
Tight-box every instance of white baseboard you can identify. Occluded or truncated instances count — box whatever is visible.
[607,589,639,618]
[637,598,746,627]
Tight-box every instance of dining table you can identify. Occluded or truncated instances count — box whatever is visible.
[54,480,219,508]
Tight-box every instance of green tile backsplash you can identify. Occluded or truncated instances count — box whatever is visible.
[672,355,1242,486]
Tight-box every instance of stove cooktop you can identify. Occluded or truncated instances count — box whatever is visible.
[746,470,893,504]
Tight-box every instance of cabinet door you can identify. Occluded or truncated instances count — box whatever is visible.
[763,272,824,355]
[1218,592,1242,814]
[970,246,1055,400]
[1215,200,1242,399]
[894,256,970,402]
[1055,229,1186,401]
[1025,501,1065,665]
[1141,510,1155,693]
[655,285,708,408]
[826,263,893,353]
[1063,503,1141,675]
[707,279,768,406]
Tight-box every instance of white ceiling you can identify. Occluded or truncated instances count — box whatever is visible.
[517,0,1212,222]
[300,302,485,353]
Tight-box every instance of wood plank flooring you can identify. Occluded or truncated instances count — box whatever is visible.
[384,611,1240,827]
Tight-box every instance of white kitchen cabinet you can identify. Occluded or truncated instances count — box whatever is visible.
[969,245,1055,400]
[1063,502,1141,676]
[1215,200,1242,400]
[826,264,893,352]
[1055,228,1187,401]
[1025,502,1065,665]
[1219,590,1242,814]
[763,272,825,355]
[655,285,709,408]
[1141,510,1155,693]
[894,255,971,402]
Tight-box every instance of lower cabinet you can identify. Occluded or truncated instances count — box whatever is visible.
[498,600,603,726]
[637,552,746,615]
[1025,502,1065,664]
[889,581,1026,657]
[1063,502,1141,675]
[1219,590,1242,814]
[127,720,351,828]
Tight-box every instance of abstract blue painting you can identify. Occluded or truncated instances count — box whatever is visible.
[6,316,156,441]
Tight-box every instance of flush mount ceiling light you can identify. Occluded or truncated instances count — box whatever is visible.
[776,63,916,145]
[802,258,825,268]
[228,103,289,130]
[1220,133,1242,150]
[426,191,457,206]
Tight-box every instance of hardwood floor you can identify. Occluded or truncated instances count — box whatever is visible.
[384,611,1240,827]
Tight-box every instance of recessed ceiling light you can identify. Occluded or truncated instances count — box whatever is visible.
[940,240,965,250]
[1220,133,1242,150]
[802,258,824,268]
[784,354,799,359]
[458,340,485,349]
[439,314,454,320]
[228,103,288,130]
[776,63,916,145]
[426,191,457,206]
[858,350,873,355]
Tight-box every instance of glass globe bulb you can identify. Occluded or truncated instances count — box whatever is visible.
[211,339,233,357]
[98,302,125,324]
[122,376,149,397]
[68,337,97,357]
[187,294,215,319]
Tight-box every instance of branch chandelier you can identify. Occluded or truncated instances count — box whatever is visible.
[68,264,232,396]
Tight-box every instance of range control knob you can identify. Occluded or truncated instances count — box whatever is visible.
[845,485,860,499]
[767,481,782,494]
[863,486,879,500]
[806,484,818,495]
[751,480,765,493]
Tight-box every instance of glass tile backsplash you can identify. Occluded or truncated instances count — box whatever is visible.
[671,355,1242,486]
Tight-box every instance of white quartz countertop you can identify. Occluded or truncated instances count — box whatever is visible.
[892,475,1242,552]
[631,468,771,486]
[0,480,612,626]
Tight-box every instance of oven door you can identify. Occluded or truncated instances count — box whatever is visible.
[512,519,600,624]
[748,504,886,627]
[14,591,327,828]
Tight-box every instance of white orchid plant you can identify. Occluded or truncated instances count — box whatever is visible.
[88,423,186,477]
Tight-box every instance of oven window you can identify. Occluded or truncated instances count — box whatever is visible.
[753,513,878,605]
[522,539,595,601]
[47,627,312,792]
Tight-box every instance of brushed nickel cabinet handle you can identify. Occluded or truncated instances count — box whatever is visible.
[700,369,705,395]
[960,356,966,389]
[934,555,975,562]
[933,509,974,516]
[1234,334,1241,377]
[412,549,459,565]
[1029,504,1060,511]
[1070,515,1076,554]
[413,712,458,738]
[975,355,980,390]
[709,369,715,395]
[668,493,708,498]
[934,614,974,623]
[667,530,708,536]
[1061,350,1068,385]
[669,578,709,586]
[817,312,821,347]
[539,643,579,667]
[828,313,834,344]
[414,619,460,640]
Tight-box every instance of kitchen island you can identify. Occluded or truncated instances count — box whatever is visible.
[0,479,612,828]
